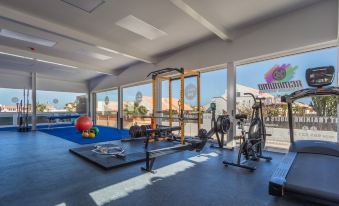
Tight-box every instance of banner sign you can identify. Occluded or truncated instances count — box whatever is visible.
[258,64,303,93]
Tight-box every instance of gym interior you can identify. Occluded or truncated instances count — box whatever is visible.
[1,0,339,205]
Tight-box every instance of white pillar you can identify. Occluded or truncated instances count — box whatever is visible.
[31,72,37,131]
[227,62,236,148]
[89,92,95,123]
[156,80,162,126]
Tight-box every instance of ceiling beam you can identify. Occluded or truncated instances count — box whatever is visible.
[0,5,154,64]
[170,0,230,41]
[0,44,113,75]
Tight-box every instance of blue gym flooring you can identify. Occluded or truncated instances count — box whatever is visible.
[0,124,129,144]
[0,124,72,131]
[40,126,129,144]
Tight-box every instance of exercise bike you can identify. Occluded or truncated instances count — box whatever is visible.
[223,93,272,171]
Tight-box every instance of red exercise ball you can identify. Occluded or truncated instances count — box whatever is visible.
[75,116,93,132]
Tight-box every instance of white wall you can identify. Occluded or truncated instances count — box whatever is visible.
[0,71,31,89]
[89,0,338,92]
[0,69,88,92]
[37,75,88,93]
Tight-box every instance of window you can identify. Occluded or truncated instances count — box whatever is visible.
[36,90,87,124]
[95,89,118,127]
[236,47,338,150]
[0,88,30,126]
[123,83,152,129]
[236,92,241,97]
[200,69,227,133]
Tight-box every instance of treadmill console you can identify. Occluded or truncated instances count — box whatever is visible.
[306,66,334,87]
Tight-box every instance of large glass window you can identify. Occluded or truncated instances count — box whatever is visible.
[0,88,31,126]
[201,69,227,132]
[123,83,152,129]
[95,89,118,127]
[236,47,338,150]
[36,90,87,124]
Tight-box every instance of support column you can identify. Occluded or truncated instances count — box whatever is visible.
[337,3,339,143]
[90,92,96,123]
[118,87,123,129]
[227,62,236,148]
[156,79,162,126]
[31,72,37,131]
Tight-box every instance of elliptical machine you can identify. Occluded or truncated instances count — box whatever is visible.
[223,93,272,171]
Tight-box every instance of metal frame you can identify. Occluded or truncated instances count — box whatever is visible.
[283,87,339,142]
[150,68,201,145]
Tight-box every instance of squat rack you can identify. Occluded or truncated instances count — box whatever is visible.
[147,67,201,144]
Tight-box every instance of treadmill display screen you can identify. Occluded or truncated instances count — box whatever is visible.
[306,66,335,87]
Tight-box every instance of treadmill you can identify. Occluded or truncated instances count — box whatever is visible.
[269,66,339,205]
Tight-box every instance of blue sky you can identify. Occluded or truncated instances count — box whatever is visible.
[0,47,337,109]
[237,47,338,90]
[0,89,85,109]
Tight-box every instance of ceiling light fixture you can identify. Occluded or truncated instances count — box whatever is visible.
[97,46,119,54]
[0,51,34,60]
[116,15,167,40]
[90,53,111,60]
[0,29,57,47]
[97,45,152,63]
[36,59,78,68]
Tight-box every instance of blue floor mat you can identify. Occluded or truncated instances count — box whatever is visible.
[0,124,72,131]
[39,126,129,145]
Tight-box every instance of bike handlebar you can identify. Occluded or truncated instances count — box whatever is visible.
[244,93,265,102]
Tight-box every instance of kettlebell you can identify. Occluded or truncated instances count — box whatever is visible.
[82,131,89,138]
[88,131,96,138]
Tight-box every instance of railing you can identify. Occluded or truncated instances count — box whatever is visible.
[0,112,85,127]
[96,111,118,128]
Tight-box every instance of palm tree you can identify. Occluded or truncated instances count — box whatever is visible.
[36,103,47,112]
[64,102,77,112]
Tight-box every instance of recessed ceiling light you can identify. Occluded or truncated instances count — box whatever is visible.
[96,46,119,54]
[36,59,77,68]
[0,51,34,60]
[90,53,111,60]
[0,29,57,47]
[77,49,111,60]
[116,15,167,40]
[61,0,105,13]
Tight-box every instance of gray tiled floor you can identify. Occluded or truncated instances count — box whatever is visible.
[0,131,318,206]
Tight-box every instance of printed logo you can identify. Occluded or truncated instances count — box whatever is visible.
[258,64,302,93]
[265,64,297,83]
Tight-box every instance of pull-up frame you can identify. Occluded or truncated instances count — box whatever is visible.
[147,67,201,144]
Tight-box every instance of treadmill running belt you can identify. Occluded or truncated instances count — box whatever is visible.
[286,153,339,203]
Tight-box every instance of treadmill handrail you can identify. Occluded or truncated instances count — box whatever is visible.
[282,86,339,103]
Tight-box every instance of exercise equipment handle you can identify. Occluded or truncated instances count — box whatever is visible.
[244,93,256,102]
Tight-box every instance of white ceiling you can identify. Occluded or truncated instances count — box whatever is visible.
[0,0,319,82]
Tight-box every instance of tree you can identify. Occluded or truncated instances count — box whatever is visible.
[311,96,338,116]
[36,103,47,112]
[237,102,252,117]
[64,102,76,112]
[292,104,306,116]
[138,105,148,115]
[124,101,148,116]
